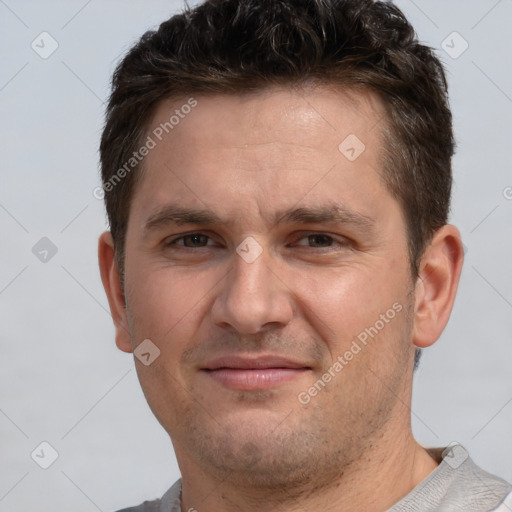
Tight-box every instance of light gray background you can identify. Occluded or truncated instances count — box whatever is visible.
[1,1,511,510]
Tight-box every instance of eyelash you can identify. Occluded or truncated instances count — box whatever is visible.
[165,232,349,251]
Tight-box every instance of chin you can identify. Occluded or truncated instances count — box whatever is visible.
[180,412,348,490]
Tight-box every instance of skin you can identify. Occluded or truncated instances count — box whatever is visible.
[99,86,464,511]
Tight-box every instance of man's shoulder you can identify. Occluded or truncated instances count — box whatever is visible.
[389,444,512,512]
[114,479,182,512]
[115,501,161,512]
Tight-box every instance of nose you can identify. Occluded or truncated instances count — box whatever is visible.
[210,244,294,334]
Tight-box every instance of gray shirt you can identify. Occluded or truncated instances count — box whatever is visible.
[115,444,512,512]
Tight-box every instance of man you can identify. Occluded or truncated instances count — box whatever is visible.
[98,0,512,510]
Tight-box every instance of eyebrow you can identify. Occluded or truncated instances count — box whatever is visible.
[143,203,375,234]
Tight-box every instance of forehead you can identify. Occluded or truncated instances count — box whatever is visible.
[129,85,394,228]
[147,85,386,152]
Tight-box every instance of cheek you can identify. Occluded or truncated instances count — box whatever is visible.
[298,264,409,353]
[124,264,229,379]
[124,267,197,349]
[134,360,192,436]
[125,269,209,421]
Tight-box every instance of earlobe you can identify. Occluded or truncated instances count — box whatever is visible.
[412,225,464,349]
[98,231,133,353]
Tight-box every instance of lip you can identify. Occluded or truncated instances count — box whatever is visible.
[201,355,311,390]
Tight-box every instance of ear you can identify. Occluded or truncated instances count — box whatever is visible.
[412,224,464,348]
[98,231,133,353]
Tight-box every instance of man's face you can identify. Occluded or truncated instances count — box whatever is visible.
[121,86,417,487]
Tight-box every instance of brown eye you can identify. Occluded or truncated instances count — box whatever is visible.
[294,233,335,248]
[305,234,334,247]
[170,233,211,248]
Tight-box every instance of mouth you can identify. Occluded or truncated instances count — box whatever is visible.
[201,356,311,391]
